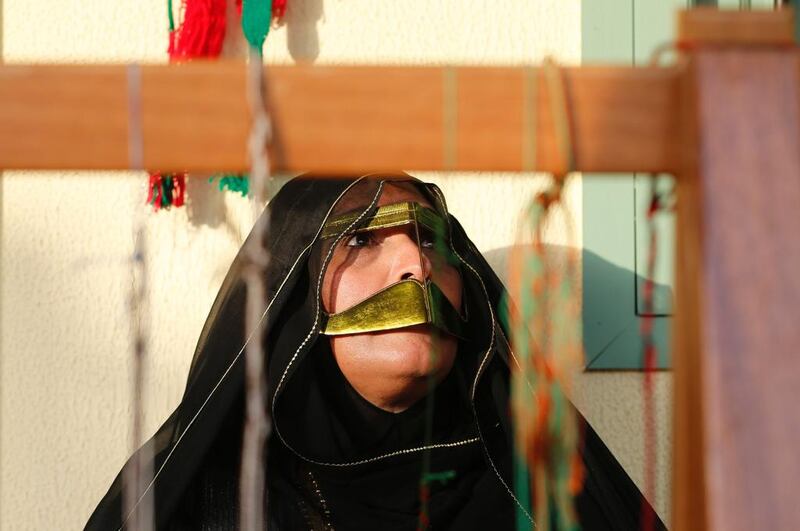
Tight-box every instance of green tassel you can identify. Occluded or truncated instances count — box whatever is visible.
[209,174,250,197]
[242,0,273,53]
[167,0,175,32]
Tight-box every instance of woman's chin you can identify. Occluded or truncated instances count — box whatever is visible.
[330,326,458,410]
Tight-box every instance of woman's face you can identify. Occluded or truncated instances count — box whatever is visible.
[321,183,463,413]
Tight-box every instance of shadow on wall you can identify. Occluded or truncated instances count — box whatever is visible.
[285,0,324,62]
[186,175,292,233]
[186,175,227,229]
[481,245,673,370]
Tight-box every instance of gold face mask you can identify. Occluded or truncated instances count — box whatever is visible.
[320,201,465,338]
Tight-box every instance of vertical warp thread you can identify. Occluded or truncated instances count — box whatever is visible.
[239,48,273,531]
[415,206,448,530]
[509,58,584,531]
[123,63,155,531]
[636,43,681,530]
[639,173,677,530]
[127,65,144,172]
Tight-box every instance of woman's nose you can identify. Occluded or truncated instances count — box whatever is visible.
[390,232,432,282]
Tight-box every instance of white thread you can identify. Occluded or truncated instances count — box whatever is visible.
[121,61,154,531]
[311,438,481,468]
[118,242,311,531]
[239,47,274,531]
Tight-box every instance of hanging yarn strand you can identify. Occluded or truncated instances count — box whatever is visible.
[213,0,278,202]
[121,62,155,531]
[415,208,451,530]
[148,0,228,211]
[148,0,287,209]
[507,58,584,531]
[121,215,156,531]
[150,0,276,210]
[239,47,273,531]
[636,43,680,531]
[638,175,663,531]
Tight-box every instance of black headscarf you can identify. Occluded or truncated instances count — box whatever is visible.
[86,175,664,531]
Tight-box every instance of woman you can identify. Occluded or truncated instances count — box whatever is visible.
[86,174,662,530]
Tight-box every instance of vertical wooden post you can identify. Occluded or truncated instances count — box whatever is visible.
[675,11,800,531]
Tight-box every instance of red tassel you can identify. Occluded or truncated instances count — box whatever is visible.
[147,172,187,211]
[172,173,187,207]
[170,0,228,61]
[273,0,288,21]
[148,172,164,211]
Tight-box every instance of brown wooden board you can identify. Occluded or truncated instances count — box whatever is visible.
[674,46,800,531]
[677,7,795,47]
[0,62,681,175]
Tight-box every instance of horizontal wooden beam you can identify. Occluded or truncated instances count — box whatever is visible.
[0,62,682,175]
[678,8,795,47]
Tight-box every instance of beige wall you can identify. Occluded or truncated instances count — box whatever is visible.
[0,1,671,529]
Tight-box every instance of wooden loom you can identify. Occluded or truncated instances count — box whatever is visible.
[2,8,799,531]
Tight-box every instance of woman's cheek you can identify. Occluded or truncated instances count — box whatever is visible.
[435,267,463,310]
[336,268,376,309]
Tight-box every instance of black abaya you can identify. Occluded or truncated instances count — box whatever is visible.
[86,175,664,530]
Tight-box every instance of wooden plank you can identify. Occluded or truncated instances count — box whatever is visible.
[672,54,709,531]
[673,47,800,531]
[0,65,132,170]
[678,8,795,46]
[0,62,681,174]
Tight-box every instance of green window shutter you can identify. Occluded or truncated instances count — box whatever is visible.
[581,0,681,370]
[582,0,775,369]
[632,0,683,321]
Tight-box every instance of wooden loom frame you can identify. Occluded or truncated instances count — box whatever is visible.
[2,8,799,531]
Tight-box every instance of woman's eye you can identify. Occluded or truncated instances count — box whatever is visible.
[418,228,439,249]
[345,233,373,247]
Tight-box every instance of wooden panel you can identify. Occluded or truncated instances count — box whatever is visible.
[672,52,709,531]
[142,62,249,173]
[674,48,800,531]
[0,62,681,174]
[268,66,443,175]
[0,65,131,169]
[678,8,795,45]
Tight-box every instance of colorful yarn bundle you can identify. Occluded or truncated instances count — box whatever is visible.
[502,58,585,531]
[415,229,456,530]
[168,0,227,60]
[272,0,288,21]
[638,176,674,531]
[147,172,186,210]
[506,176,584,531]
[241,0,273,51]
[147,0,285,211]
